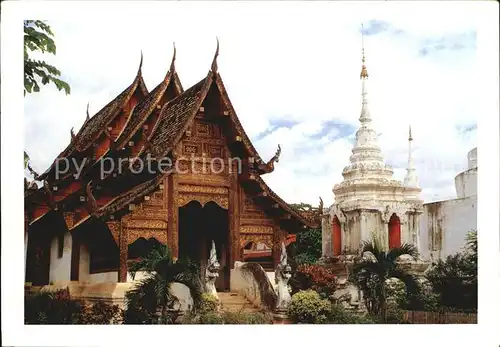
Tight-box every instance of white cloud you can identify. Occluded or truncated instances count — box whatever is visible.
[24,2,478,207]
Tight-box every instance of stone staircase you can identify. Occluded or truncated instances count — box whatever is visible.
[218,292,261,313]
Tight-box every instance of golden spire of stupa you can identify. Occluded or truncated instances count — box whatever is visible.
[360,23,369,79]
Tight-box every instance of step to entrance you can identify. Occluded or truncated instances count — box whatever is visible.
[218,292,261,313]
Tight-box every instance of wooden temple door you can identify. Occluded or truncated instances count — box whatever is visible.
[388,214,401,249]
[332,215,342,256]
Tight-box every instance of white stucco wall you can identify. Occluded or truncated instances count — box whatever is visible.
[455,168,477,198]
[419,196,477,261]
[49,232,72,284]
[89,271,118,283]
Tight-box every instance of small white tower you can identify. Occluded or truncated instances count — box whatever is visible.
[404,125,419,188]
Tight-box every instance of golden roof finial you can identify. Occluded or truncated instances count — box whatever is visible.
[360,23,369,79]
[170,42,176,72]
[409,125,413,141]
[211,37,220,73]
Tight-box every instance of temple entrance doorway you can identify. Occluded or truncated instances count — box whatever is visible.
[178,201,230,291]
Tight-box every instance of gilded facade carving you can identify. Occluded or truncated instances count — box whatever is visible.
[178,185,228,195]
[177,193,229,210]
[106,221,120,244]
[127,228,167,245]
[63,212,75,230]
[179,174,229,186]
[240,225,273,234]
[124,219,167,229]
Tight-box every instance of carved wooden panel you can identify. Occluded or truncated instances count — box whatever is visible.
[240,226,273,234]
[183,142,202,156]
[177,193,229,210]
[63,212,75,230]
[127,228,167,245]
[106,221,120,245]
[124,219,167,229]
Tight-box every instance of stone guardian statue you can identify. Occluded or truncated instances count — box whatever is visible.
[275,242,292,311]
[205,240,220,299]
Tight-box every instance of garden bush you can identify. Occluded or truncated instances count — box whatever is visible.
[289,264,338,298]
[323,304,378,324]
[197,293,220,313]
[25,289,121,324]
[74,301,122,324]
[180,311,273,324]
[287,290,331,323]
[25,289,82,324]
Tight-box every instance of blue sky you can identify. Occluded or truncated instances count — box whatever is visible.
[23,5,478,207]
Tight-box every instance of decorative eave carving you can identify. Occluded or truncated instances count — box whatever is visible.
[27,162,40,181]
[256,144,281,174]
[85,181,98,216]
[43,180,56,209]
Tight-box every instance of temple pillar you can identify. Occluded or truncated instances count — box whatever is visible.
[70,234,80,281]
[24,212,28,277]
[273,227,284,267]
[229,174,240,267]
[359,210,370,244]
[167,174,179,258]
[118,221,128,282]
[321,214,333,258]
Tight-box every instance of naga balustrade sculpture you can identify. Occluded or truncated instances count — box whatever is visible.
[275,242,292,311]
[205,240,220,299]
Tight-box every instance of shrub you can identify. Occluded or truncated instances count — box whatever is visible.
[180,311,273,324]
[312,304,379,324]
[287,290,330,324]
[289,264,338,298]
[25,289,122,325]
[74,301,122,324]
[221,311,273,324]
[197,293,220,314]
[25,289,83,324]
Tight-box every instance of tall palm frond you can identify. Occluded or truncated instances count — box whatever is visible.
[124,245,203,324]
[350,237,421,321]
[387,243,419,263]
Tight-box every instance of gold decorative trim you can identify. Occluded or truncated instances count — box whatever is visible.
[124,219,167,229]
[240,225,273,234]
[127,228,167,245]
[178,185,228,195]
[177,193,229,210]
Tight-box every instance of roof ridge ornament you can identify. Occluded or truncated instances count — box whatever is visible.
[408,125,413,141]
[27,162,40,180]
[70,127,76,142]
[137,50,144,76]
[86,102,90,122]
[257,144,281,174]
[170,42,177,73]
[211,37,219,73]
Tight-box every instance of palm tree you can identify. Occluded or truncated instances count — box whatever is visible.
[349,237,420,322]
[124,245,203,324]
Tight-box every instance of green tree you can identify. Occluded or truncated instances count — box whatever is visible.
[24,20,71,172]
[349,237,420,322]
[24,20,70,95]
[287,228,322,266]
[425,230,477,311]
[123,245,203,324]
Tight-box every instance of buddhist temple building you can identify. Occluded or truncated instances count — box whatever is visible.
[24,42,320,291]
[321,32,424,259]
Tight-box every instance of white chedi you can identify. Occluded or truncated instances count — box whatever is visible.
[205,240,220,299]
[275,242,292,311]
